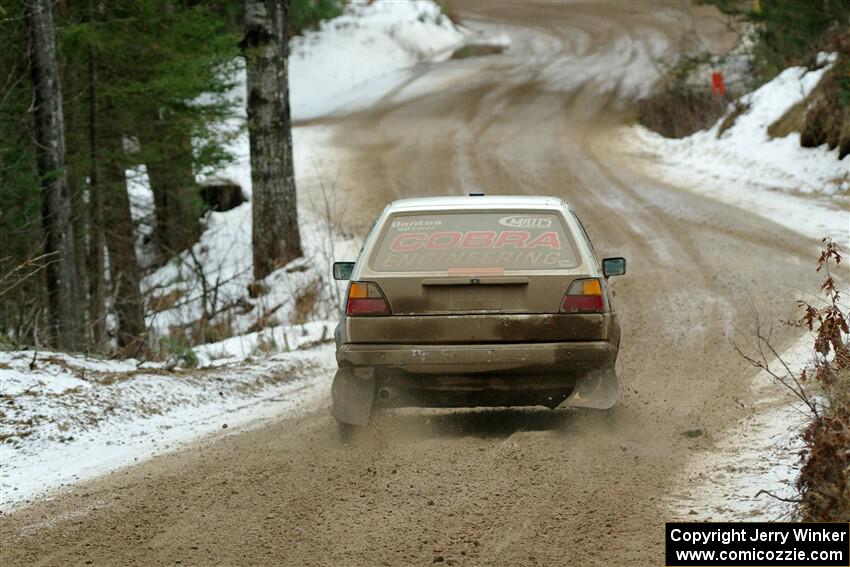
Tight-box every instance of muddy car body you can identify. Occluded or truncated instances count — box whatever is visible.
[331,195,625,429]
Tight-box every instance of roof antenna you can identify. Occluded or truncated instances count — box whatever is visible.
[468,192,485,197]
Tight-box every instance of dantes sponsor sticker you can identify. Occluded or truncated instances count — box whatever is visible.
[390,219,442,232]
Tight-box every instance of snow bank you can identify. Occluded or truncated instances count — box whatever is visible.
[619,55,849,245]
[290,0,466,120]
[0,336,335,509]
[667,335,817,521]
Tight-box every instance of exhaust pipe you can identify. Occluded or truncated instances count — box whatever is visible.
[377,387,393,402]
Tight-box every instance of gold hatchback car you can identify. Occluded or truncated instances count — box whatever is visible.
[331,195,625,436]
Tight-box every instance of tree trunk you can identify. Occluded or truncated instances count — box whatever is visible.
[87,49,107,350]
[142,122,200,260]
[102,123,146,351]
[64,58,91,342]
[27,0,82,350]
[68,163,90,338]
[242,0,302,281]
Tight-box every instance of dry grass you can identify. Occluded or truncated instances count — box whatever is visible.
[450,44,505,60]
[738,239,849,521]
[247,281,269,299]
[291,281,319,326]
[195,319,232,345]
[767,100,807,139]
[770,30,850,158]
[246,303,282,334]
[148,289,186,313]
[717,101,750,137]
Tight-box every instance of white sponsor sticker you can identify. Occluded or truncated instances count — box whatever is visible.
[498,215,552,229]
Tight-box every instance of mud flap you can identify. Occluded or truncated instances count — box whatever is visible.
[559,367,619,409]
[331,367,375,425]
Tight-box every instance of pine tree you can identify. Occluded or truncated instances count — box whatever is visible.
[59,0,241,349]
[2,0,290,349]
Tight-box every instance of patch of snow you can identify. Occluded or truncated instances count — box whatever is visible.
[618,57,849,245]
[289,0,466,120]
[816,52,838,66]
[141,201,357,342]
[467,32,512,48]
[126,165,154,225]
[192,320,333,367]
[0,341,336,510]
[667,334,817,521]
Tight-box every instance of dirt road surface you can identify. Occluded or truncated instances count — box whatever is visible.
[2,2,824,566]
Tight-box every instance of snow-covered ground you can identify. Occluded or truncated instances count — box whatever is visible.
[290,0,466,120]
[618,53,849,246]
[0,328,336,510]
[667,334,818,521]
[1,0,467,511]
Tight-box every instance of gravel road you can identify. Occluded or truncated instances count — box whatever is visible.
[1,2,824,565]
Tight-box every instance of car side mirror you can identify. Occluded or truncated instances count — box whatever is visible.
[602,257,626,278]
[333,262,355,280]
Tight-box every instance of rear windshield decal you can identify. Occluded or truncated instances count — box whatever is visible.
[390,231,561,251]
[498,215,552,229]
[370,212,579,272]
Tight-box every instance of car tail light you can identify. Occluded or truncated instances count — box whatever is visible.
[346,282,391,316]
[561,278,604,313]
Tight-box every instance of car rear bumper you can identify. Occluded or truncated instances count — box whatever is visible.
[331,342,619,423]
[336,341,616,375]
[338,313,614,344]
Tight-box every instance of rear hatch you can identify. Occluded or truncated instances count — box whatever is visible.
[344,208,608,344]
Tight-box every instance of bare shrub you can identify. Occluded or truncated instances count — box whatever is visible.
[767,100,807,139]
[308,164,352,320]
[637,86,732,138]
[716,101,750,137]
[796,239,849,521]
[291,280,320,326]
[738,238,849,521]
[148,289,186,313]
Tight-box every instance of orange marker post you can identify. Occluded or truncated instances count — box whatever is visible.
[711,71,725,96]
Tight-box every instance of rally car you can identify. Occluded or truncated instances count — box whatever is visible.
[331,195,625,436]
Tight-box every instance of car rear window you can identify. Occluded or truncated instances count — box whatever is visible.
[369,211,580,273]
